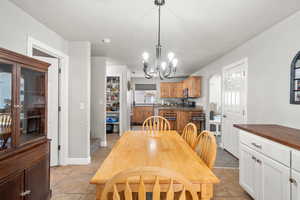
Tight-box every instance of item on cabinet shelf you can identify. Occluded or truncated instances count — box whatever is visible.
[106,124,113,133]
[0,47,51,200]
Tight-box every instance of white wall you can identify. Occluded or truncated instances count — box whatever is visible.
[0,0,68,55]
[68,42,91,160]
[193,11,300,129]
[91,57,106,142]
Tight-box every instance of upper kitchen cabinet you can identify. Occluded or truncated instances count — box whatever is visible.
[160,82,171,98]
[160,82,183,98]
[183,76,201,98]
[160,76,201,98]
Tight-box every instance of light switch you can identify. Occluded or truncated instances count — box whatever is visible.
[80,102,85,110]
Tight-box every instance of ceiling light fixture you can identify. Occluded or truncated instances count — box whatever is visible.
[142,0,178,79]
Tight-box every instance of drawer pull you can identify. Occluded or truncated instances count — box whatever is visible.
[251,142,262,149]
[251,156,257,161]
[20,190,31,196]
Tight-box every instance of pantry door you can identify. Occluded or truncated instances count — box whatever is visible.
[222,58,247,158]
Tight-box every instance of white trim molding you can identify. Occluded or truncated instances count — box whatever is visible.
[67,157,91,165]
[27,36,69,166]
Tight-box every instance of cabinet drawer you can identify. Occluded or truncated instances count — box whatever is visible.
[292,150,300,172]
[239,130,290,167]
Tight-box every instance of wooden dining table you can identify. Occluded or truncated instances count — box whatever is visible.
[90,130,220,200]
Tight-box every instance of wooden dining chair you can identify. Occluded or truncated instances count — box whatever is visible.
[0,114,12,128]
[142,116,170,132]
[195,131,217,169]
[100,166,199,200]
[181,123,198,150]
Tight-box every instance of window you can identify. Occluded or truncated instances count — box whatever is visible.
[134,84,157,104]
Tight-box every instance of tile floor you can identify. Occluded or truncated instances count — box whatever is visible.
[50,133,252,200]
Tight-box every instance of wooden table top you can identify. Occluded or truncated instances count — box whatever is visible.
[90,130,219,185]
[234,124,300,150]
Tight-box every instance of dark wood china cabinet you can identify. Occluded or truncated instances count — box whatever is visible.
[0,48,51,200]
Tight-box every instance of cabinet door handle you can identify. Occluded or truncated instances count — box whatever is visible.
[251,156,257,161]
[20,190,31,196]
[251,142,262,149]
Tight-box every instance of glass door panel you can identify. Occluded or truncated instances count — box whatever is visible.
[19,67,46,144]
[0,62,13,151]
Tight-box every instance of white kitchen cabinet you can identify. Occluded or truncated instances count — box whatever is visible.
[291,169,300,200]
[257,153,290,200]
[240,144,257,198]
[239,131,291,200]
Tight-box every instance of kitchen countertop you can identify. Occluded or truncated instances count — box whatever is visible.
[133,104,203,111]
[155,106,203,112]
[234,124,300,150]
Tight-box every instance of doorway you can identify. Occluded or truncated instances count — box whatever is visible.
[208,74,222,146]
[222,58,248,158]
[27,37,69,166]
[33,50,60,166]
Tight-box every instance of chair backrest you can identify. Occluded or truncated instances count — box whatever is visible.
[101,167,199,200]
[0,114,12,128]
[142,116,170,132]
[181,123,198,150]
[195,131,217,169]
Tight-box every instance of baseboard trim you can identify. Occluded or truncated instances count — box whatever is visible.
[67,157,91,165]
[100,140,107,147]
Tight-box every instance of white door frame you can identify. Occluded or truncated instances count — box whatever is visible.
[27,36,69,166]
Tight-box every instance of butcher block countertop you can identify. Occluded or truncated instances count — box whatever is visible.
[234,124,300,150]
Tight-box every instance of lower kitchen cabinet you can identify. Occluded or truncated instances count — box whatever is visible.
[0,154,50,200]
[291,169,300,200]
[240,144,290,200]
[0,171,24,200]
[25,155,50,200]
[240,144,257,198]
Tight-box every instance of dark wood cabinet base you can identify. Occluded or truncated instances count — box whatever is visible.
[0,140,51,200]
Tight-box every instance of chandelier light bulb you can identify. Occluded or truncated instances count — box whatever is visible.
[142,52,149,61]
[161,62,167,70]
[168,52,175,61]
[172,58,178,67]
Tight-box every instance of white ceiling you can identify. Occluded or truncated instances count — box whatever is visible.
[10,0,300,76]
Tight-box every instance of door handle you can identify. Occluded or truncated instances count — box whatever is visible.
[20,190,31,197]
[223,115,227,118]
[290,178,298,186]
[256,159,262,164]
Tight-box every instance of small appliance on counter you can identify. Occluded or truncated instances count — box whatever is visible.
[182,99,196,107]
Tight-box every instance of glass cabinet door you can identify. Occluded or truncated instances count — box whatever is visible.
[0,61,14,151]
[19,67,46,145]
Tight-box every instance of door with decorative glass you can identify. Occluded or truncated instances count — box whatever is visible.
[222,59,247,158]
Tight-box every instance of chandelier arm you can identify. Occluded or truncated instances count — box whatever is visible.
[143,63,153,79]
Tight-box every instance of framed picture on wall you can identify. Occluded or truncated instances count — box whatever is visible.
[290,51,300,104]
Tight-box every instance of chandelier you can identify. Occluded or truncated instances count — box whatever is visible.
[142,0,178,79]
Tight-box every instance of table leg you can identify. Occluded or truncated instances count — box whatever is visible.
[200,184,213,200]
[96,185,103,200]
